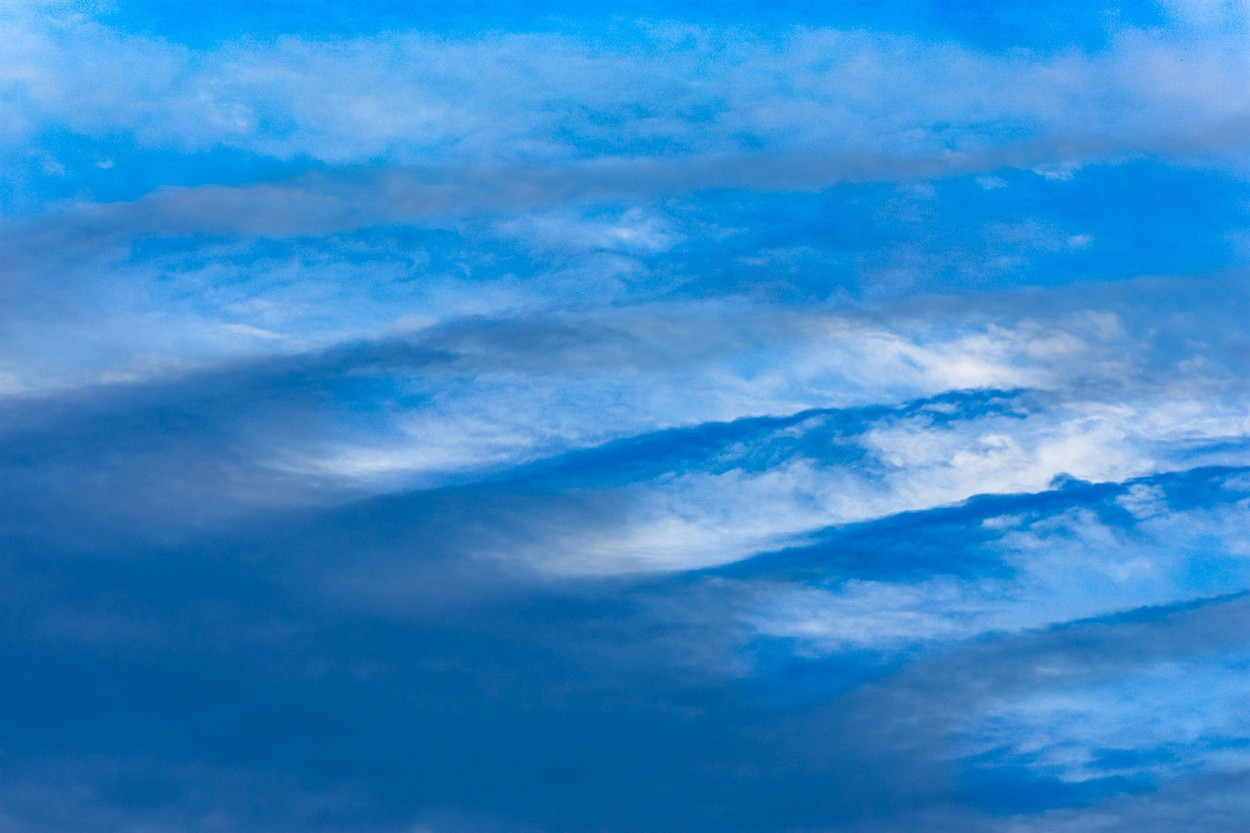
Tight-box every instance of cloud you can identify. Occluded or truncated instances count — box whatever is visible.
[5,158,1247,400]
[3,318,1249,830]
[7,7,1250,177]
[736,464,1250,651]
[7,4,1250,831]
[5,271,1249,571]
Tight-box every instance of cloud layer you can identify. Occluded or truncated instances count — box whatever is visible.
[6,2,1250,831]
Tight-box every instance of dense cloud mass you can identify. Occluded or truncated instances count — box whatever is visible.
[5,1,1250,831]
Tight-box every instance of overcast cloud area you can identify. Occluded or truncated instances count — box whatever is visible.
[5,1,1250,830]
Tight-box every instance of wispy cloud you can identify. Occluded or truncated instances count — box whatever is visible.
[7,9,1250,171]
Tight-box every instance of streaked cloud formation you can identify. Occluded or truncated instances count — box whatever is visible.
[5,1,1250,831]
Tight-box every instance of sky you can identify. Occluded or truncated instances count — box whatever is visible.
[4,1,1250,830]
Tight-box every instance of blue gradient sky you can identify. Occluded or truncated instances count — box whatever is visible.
[5,2,1250,831]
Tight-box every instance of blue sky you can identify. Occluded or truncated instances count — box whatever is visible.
[4,1,1250,830]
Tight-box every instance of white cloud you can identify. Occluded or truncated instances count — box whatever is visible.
[6,8,1250,168]
[745,497,1250,656]
[1115,482,1169,519]
[495,207,680,255]
[955,654,1250,783]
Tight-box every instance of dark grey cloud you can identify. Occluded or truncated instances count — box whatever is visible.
[10,473,1248,832]
[4,304,1249,830]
